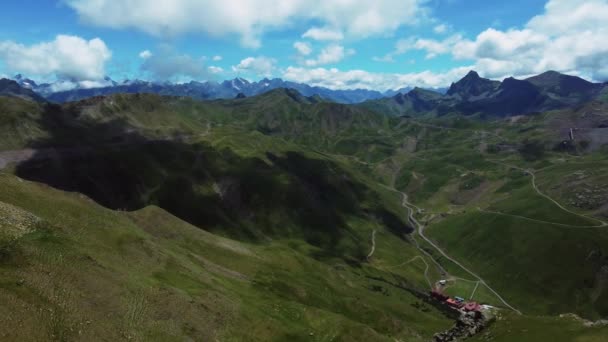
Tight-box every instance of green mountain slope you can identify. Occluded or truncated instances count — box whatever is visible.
[0,172,451,341]
[2,87,608,340]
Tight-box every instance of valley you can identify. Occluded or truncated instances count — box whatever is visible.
[1,70,608,341]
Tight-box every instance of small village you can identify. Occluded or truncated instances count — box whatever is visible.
[429,280,496,342]
[430,281,487,316]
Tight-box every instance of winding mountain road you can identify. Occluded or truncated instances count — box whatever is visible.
[381,184,522,314]
[401,190,522,314]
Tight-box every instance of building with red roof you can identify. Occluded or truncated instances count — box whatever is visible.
[446,298,464,309]
[464,302,482,312]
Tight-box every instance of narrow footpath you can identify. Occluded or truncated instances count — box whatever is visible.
[488,160,607,228]
[366,230,377,260]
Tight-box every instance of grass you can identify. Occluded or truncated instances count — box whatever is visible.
[2,90,608,340]
[0,158,451,341]
[426,210,608,317]
[489,182,598,226]
[470,313,608,342]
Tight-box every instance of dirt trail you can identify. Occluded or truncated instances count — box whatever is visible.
[366,230,377,260]
[470,281,480,300]
[489,160,607,227]
[478,208,606,228]
[406,119,506,141]
[385,255,433,289]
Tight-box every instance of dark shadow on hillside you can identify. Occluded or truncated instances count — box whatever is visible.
[15,100,413,262]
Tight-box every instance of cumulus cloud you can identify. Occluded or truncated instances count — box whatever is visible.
[282,66,472,91]
[370,0,608,81]
[0,34,111,81]
[302,27,344,41]
[304,44,355,67]
[414,35,463,59]
[67,0,429,47]
[375,35,461,62]
[140,46,208,80]
[208,66,224,74]
[293,41,312,56]
[433,24,448,34]
[212,55,223,61]
[139,50,152,59]
[35,77,117,93]
[452,0,608,80]
[232,56,277,77]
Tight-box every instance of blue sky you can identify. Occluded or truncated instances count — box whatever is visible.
[0,0,606,90]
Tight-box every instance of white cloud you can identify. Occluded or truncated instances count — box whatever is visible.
[451,0,608,80]
[208,66,224,74]
[302,27,344,41]
[67,0,429,47]
[527,0,608,35]
[140,46,208,80]
[212,55,223,61]
[304,44,354,67]
[293,41,312,56]
[42,78,116,93]
[415,34,463,59]
[370,0,608,81]
[232,56,277,77]
[372,55,395,63]
[282,65,472,90]
[433,24,448,34]
[139,50,152,59]
[376,35,461,62]
[0,35,111,81]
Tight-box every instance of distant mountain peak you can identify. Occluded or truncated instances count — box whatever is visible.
[447,70,499,98]
[0,78,46,102]
[526,70,598,96]
[464,70,481,79]
[539,70,562,76]
[12,74,38,89]
[235,77,249,84]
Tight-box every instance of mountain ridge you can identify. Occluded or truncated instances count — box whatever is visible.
[11,74,448,104]
[362,70,607,118]
[0,78,46,103]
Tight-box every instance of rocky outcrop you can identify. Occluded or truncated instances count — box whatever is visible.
[433,311,494,342]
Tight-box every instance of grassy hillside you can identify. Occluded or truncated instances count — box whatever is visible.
[2,90,608,340]
[0,172,452,341]
[470,313,608,342]
[0,92,460,340]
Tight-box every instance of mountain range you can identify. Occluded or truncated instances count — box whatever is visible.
[7,70,606,119]
[11,74,432,104]
[362,70,608,117]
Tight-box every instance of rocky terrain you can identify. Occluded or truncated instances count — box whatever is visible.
[433,310,495,342]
